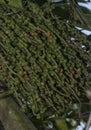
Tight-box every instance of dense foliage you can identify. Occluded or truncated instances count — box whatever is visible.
[0,0,91,123]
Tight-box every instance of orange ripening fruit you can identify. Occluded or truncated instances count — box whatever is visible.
[46,31,51,38]
[26,77,30,81]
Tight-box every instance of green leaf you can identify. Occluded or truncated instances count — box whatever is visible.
[54,119,68,130]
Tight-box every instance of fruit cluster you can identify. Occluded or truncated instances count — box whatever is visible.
[0,2,91,119]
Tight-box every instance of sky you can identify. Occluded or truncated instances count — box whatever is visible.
[79,1,91,11]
